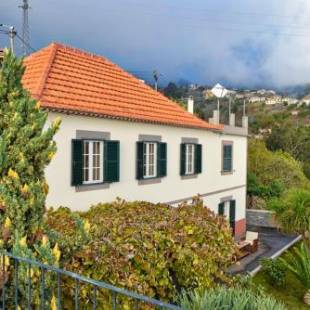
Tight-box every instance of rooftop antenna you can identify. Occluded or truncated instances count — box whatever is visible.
[153,70,159,91]
[19,0,30,56]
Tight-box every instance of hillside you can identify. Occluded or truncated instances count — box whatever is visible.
[162,83,310,180]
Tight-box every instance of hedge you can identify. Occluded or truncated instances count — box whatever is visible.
[46,198,236,307]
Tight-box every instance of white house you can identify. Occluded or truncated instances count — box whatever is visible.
[248,96,265,103]
[22,43,248,238]
[265,95,282,105]
[301,95,310,106]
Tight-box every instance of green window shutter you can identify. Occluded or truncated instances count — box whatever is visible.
[180,143,186,176]
[104,140,120,183]
[195,144,202,174]
[157,142,167,178]
[229,200,236,235]
[218,202,225,216]
[71,139,83,186]
[223,144,232,172]
[136,142,144,180]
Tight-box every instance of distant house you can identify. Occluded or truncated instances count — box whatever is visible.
[301,95,310,106]
[282,97,299,105]
[248,96,265,103]
[265,95,281,105]
[22,43,248,238]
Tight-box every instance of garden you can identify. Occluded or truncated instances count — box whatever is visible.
[0,48,309,309]
[254,246,310,310]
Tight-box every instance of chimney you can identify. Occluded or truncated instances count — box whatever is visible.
[187,96,194,114]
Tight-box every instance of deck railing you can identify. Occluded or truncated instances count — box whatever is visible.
[1,251,182,309]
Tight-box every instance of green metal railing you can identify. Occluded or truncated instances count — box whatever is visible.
[1,252,182,309]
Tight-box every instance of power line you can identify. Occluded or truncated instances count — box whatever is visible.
[118,0,310,21]
[15,33,36,52]
[105,2,310,38]
[107,7,310,38]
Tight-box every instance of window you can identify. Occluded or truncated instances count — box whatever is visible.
[136,141,167,180]
[185,144,195,175]
[180,143,202,176]
[82,140,103,184]
[222,142,233,173]
[143,142,157,178]
[72,139,119,186]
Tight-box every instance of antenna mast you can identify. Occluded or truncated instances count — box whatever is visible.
[153,70,159,91]
[19,0,30,56]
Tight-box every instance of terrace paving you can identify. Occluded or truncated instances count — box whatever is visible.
[228,226,301,275]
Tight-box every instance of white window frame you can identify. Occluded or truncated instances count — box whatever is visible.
[83,140,104,185]
[185,144,195,175]
[143,142,157,178]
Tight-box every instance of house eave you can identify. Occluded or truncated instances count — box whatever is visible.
[45,106,224,132]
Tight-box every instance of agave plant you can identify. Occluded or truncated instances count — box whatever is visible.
[279,241,310,305]
[179,286,286,310]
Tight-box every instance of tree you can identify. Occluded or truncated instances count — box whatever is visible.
[0,48,62,308]
[248,139,309,191]
[163,82,184,99]
[247,172,261,208]
[0,49,61,246]
[266,123,310,179]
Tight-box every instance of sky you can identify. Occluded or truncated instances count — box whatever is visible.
[1,0,310,88]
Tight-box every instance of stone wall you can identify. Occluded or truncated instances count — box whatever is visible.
[246,209,278,228]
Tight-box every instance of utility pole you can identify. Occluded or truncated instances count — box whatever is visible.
[9,27,15,53]
[243,99,246,116]
[19,0,30,56]
[0,24,16,54]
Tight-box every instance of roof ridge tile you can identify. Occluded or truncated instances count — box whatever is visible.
[34,43,58,100]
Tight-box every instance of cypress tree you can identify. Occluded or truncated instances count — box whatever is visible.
[0,49,61,248]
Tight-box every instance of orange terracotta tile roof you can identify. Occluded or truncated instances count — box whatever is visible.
[22,43,223,131]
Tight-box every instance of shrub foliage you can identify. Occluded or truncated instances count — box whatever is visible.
[248,139,309,192]
[179,286,286,310]
[268,188,310,237]
[47,198,236,304]
[261,258,286,287]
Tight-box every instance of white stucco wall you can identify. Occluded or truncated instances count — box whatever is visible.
[45,112,247,222]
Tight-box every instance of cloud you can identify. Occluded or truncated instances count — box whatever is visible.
[1,0,310,88]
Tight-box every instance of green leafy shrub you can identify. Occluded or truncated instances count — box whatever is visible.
[279,242,310,290]
[46,198,236,306]
[268,188,310,237]
[179,286,286,310]
[44,207,90,261]
[247,171,284,209]
[261,258,286,287]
